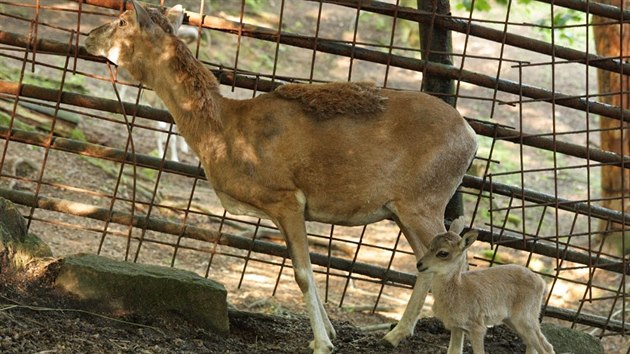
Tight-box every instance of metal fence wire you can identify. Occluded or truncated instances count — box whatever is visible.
[0,0,629,350]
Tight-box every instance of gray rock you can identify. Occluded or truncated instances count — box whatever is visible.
[54,253,229,334]
[542,322,604,354]
[0,197,52,270]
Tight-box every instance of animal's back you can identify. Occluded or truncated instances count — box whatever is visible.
[264,87,475,177]
[462,265,545,322]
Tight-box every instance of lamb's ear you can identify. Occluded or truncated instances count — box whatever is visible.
[132,0,153,29]
[166,4,185,33]
[448,216,466,235]
[459,230,478,250]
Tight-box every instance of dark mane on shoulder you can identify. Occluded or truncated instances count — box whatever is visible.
[273,82,387,120]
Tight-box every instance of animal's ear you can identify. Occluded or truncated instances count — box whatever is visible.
[448,216,466,235]
[166,4,186,33]
[132,0,153,29]
[459,230,478,250]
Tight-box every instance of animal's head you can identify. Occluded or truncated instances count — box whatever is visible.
[85,1,186,68]
[416,217,478,275]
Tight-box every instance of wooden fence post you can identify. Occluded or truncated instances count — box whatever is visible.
[417,0,463,219]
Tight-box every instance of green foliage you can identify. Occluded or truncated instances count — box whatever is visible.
[0,61,87,95]
[455,0,585,45]
[0,111,35,132]
[456,0,492,12]
[536,10,585,44]
[69,128,87,142]
[244,0,265,14]
[360,12,390,33]
[358,13,393,46]
[457,0,531,12]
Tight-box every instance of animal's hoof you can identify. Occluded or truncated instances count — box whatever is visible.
[328,327,337,340]
[380,336,397,348]
[382,327,410,348]
[309,339,334,354]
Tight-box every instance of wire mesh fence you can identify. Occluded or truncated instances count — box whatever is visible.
[0,0,628,351]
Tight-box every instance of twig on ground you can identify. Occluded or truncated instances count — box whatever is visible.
[358,323,394,332]
[0,303,166,335]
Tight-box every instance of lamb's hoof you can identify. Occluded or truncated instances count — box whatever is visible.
[328,327,337,341]
[309,339,334,354]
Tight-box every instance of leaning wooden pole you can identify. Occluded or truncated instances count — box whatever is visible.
[0,187,626,276]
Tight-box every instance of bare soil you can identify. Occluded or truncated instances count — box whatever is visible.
[0,271,527,354]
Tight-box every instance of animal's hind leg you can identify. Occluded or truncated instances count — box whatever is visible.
[508,316,554,354]
[273,208,334,354]
[383,203,445,346]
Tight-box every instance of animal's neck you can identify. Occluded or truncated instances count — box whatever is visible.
[431,260,466,296]
[138,36,222,134]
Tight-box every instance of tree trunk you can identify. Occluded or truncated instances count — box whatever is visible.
[593,0,630,255]
[417,0,463,221]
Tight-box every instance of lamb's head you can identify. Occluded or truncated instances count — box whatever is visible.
[416,217,478,275]
[85,1,185,73]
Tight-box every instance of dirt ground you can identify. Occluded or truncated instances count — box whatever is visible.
[0,270,528,354]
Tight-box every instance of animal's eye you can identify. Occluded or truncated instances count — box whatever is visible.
[119,19,127,27]
[436,251,449,258]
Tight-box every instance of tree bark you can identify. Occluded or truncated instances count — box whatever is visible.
[593,0,630,254]
[417,0,463,220]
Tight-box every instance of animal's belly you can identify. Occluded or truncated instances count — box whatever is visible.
[305,203,393,226]
[216,191,269,219]
[215,189,393,226]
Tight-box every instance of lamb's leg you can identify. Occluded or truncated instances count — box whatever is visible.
[509,317,554,354]
[447,328,465,354]
[383,205,444,346]
[525,324,555,354]
[274,209,334,354]
[156,130,166,158]
[169,135,179,162]
[468,326,487,354]
[179,131,189,154]
[534,326,555,354]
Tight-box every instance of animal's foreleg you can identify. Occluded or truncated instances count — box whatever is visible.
[179,133,189,154]
[468,326,487,354]
[447,328,465,354]
[155,130,166,158]
[169,135,179,162]
[383,207,442,347]
[382,272,432,346]
[276,212,334,354]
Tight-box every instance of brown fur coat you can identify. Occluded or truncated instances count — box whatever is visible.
[273,82,388,120]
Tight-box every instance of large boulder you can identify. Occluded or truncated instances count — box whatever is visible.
[0,197,52,271]
[542,322,604,354]
[54,253,229,334]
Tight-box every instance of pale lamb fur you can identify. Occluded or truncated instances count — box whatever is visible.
[84,2,478,353]
[417,217,555,354]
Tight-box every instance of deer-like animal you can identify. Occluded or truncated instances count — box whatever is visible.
[416,217,555,354]
[85,2,478,353]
